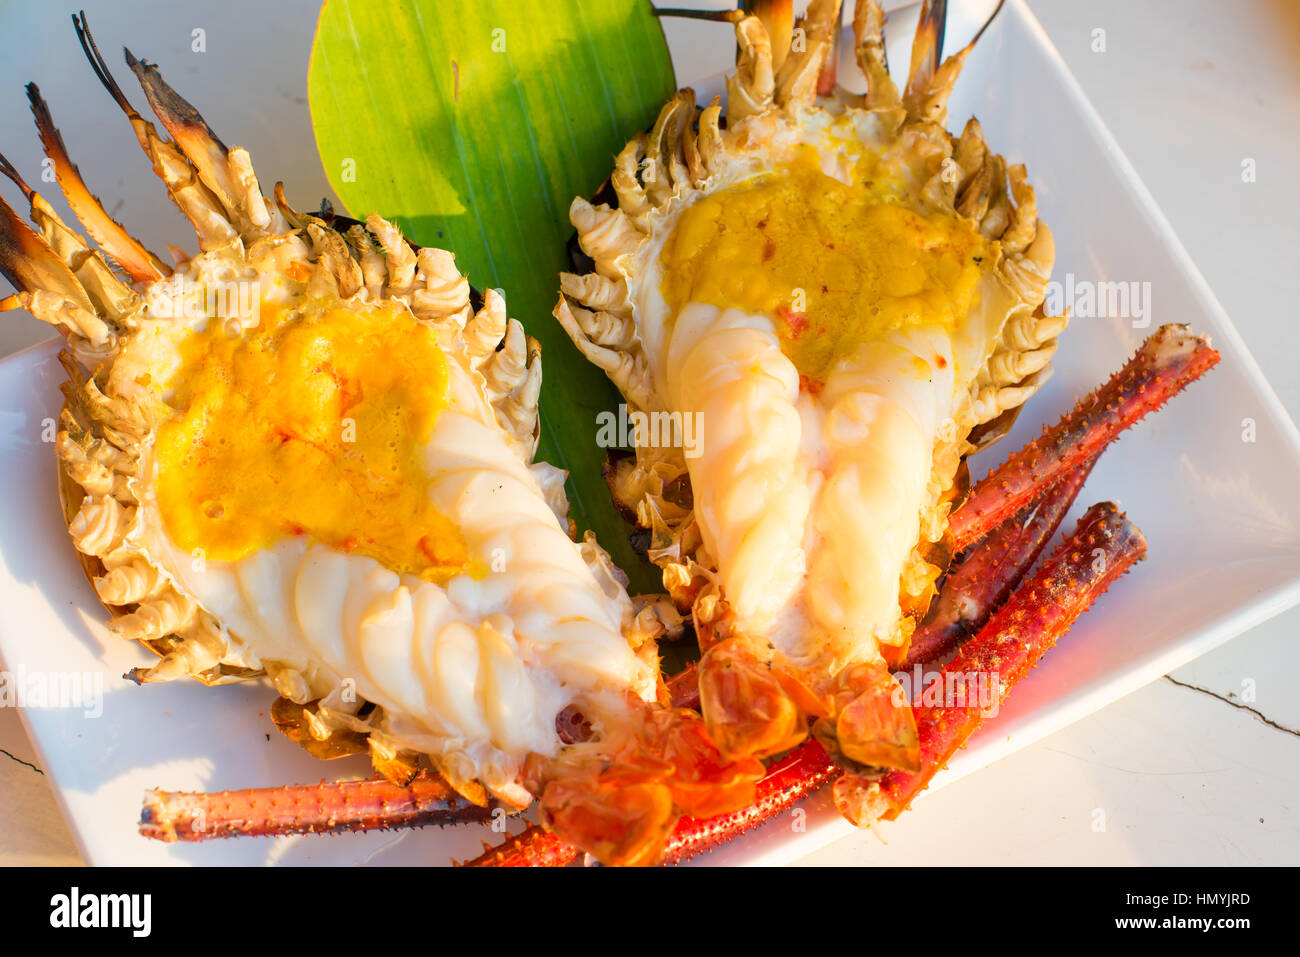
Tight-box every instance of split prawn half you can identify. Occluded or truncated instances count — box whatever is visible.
[560,0,1077,772]
[524,0,1221,861]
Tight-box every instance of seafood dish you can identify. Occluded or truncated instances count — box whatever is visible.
[0,1,1220,866]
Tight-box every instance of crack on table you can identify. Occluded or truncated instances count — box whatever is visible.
[1040,747,1232,775]
[1164,675,1300,740]
[0,747,43,774]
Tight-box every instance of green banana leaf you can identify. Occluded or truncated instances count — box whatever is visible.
[308,0,676,594]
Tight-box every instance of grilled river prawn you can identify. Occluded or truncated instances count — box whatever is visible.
[2,14,769,863]
[535,0,1221,858]
[558,0,1071,780]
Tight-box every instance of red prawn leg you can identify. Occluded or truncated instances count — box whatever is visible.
[838,501,1148,825]
[951,324,1218,550]
[462,828,579,868]
[659,739,837,865]
[903,453,1097,668]
[140,772,498,842]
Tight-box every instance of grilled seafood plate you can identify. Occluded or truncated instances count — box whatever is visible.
[0,14,768,860]
[559,0,1066,773]
[1,4,1223,867]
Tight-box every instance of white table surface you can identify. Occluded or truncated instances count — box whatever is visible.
[0,0,1296,867]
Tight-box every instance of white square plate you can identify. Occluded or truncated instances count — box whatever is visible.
[2,0,1299,866]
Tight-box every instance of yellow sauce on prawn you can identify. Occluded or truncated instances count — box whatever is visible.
[152,301,471,582]
[661,155,991,384]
